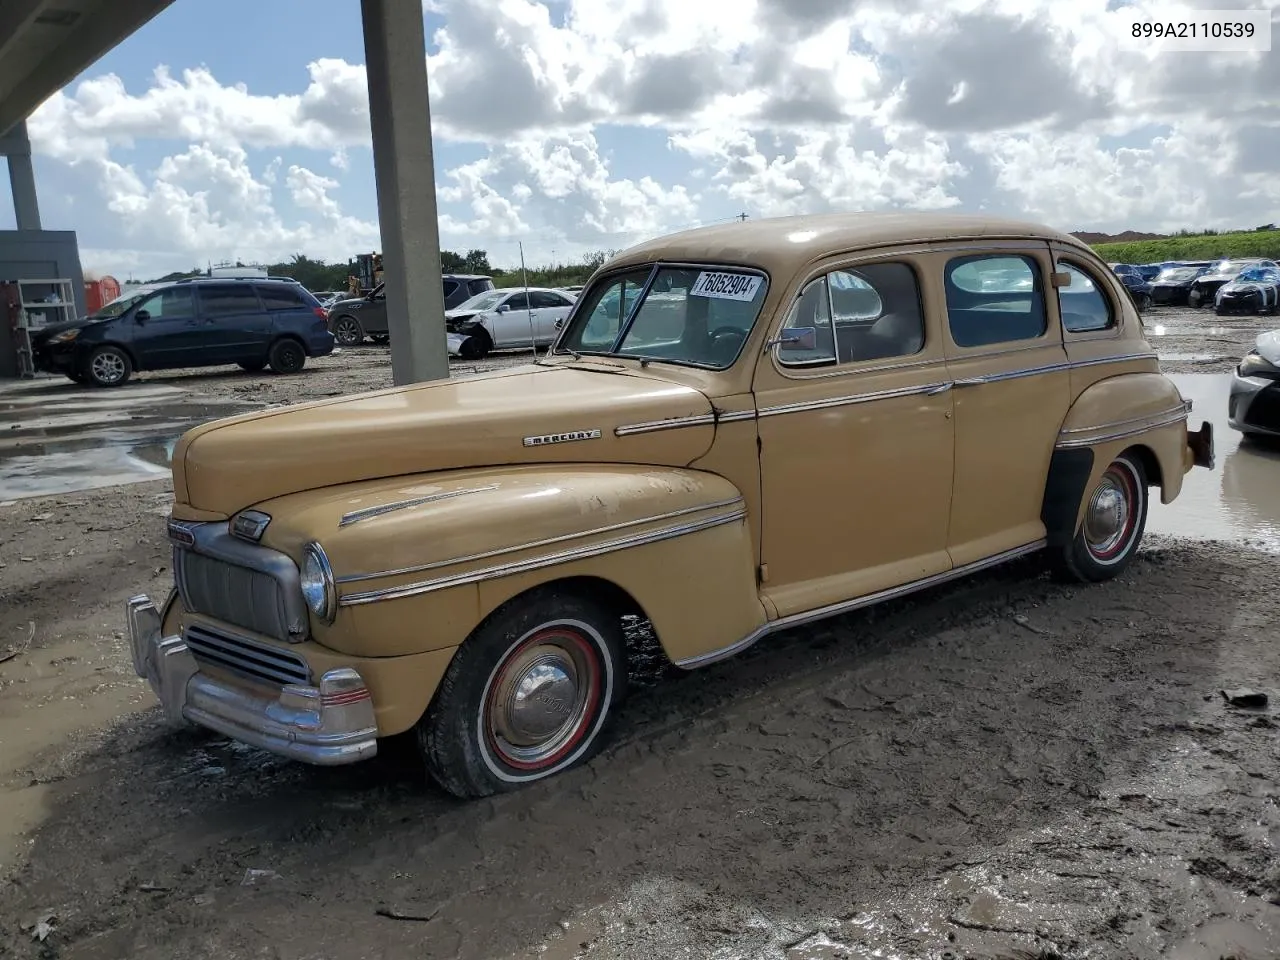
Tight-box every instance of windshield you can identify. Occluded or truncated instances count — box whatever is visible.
[558,264,769,369]
[1237,268,1280,283]
[90,289,154,318]
[1210,260,1249,274]
[1157,267,1202,282]
[453,290,507,312]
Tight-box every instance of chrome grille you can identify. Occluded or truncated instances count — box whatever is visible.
[176,550,292,641]
[184,623,310,687]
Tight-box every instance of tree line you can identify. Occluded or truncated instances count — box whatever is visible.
[147,249,619,292]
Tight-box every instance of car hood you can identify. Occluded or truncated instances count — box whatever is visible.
[1256,329,1280,365]
[1222,277,1279,292]
[170,363,717,517]
[30,316,107,341]
[444,307,489,320]
[329,296,366,310]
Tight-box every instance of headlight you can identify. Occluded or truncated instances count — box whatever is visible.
[1239,350,1280,380]
[300,542,336,622]
[49,328,80,344]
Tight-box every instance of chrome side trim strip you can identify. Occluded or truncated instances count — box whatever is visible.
[338,485,500,527]
[951,360,1070,386]
[716,410,758,424]
[675,539,1047,669]
[615,413,716,436]
[339,508,747,606]
[335,496,746,585]
[757,381,948,418]
[1054,409,1188,449]
[1058,403,1189,436]
[1071,352,1158,369]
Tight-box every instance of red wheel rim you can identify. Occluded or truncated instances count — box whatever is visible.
[482,625,603,772]
[1084,461,1140,562]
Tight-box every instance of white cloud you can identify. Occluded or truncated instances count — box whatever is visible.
[19,0,1280,277]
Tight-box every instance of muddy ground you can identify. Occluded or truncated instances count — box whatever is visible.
[0,305,1278,959]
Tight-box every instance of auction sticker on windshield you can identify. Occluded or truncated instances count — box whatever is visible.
[690,272,763,301]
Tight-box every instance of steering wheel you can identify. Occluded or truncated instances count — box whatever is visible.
[708,325,748,348]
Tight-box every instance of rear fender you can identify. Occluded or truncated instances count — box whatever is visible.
[1051,372,1192,537]
[255,463,766,665]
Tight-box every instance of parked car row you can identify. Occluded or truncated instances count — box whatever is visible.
[1112,258,1280,314]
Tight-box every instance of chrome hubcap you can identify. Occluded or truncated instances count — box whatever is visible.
[487,638,592,766]
[91,353,125,382]
[1085,474,1130,556]
[336,320,358,342]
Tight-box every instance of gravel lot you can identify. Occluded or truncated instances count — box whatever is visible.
[1,306,1278,960]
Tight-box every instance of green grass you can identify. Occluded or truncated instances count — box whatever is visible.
[1093,231,1280,264]
[491,265,596,289]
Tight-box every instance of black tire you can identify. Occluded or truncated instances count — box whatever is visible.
[1052,452,1148,583]
[371,333,390,344]
[458,329,491,360]
[1188,288,1203,308]
[418,588,627,799]
[238,359,267,373]
[1137,293,1152,312]
[1215,304,1227,316]
[267,338,306,374]
[332,315,364,346]
[84,345,132,387]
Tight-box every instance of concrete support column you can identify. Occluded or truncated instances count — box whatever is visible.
[2,121,41,231]
[360,0,449,385]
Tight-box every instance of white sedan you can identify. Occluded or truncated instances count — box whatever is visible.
[445,287,577,360]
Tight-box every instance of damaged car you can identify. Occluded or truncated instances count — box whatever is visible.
[445,287,577,360]
[1188,258,1279,308]
[1214,265,1280,315]
[1229,329,1280,439]
[1148,262,1213,306]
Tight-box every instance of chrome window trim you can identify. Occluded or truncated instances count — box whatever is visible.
[942,251,1054,351]
[338,507,747,606]
[676,539,1047,669]
[338,485,499,527]
[1058,403,1189,436]
[1054,409,1188,449]
[335,496,746,585]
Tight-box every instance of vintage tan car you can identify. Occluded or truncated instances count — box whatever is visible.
[126,213,1215,798]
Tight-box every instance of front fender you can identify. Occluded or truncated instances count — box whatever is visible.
[256,464,766,664]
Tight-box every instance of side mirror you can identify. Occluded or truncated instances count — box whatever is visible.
[770,326,818,352]
[135,310,150,323]
[496,304,510,314]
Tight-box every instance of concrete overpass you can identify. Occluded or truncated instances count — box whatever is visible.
[0,0,449,384]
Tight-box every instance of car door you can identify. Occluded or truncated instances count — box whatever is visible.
[529,290,574,344]
[130,286,200,369]
[194,284,271,364]
[753,254,956,618]
[492,291,533,349]
[928,244,1072,567]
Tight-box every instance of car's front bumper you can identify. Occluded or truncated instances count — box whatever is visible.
[1228,370,1280,437]
[126,595,378,765]
[446,332,466,357]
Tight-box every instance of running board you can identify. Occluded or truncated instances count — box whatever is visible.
[674,539,1048,669]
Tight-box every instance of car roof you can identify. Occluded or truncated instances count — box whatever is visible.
[444,274,493,280]
[603,212,1090,278]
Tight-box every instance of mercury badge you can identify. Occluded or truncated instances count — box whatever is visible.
[522,428,603,447]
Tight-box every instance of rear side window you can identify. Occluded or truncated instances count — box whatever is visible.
[256,284,308,310]
[200,285,262,316]
[944,255,1047,348]
[1056,261,1115,333]
[530,291,569,308]
[442,279,459,298]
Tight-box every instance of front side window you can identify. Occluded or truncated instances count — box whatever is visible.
[136,287,195,320]
[944,255,1047,348]
[504,292,529,312]
[1056,261,1115,333]
[199,285,261,317]
[558,264,769,369]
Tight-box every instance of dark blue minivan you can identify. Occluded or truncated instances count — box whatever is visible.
[31,277,335,387]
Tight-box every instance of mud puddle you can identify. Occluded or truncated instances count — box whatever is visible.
[0,379,259,501]
[1147,374,1280,552]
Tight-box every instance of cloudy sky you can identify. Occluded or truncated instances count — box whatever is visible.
[1,0,1277,279]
